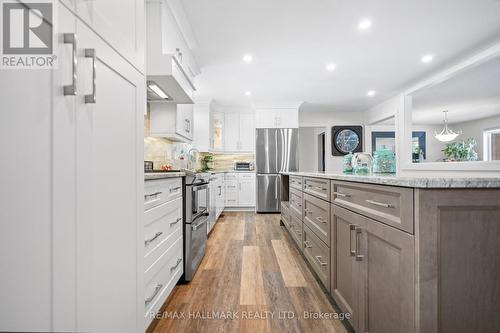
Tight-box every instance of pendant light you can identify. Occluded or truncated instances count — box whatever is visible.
[434,110,461,142]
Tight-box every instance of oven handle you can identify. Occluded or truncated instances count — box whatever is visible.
[191,183,209,192]
[191,214,208,231]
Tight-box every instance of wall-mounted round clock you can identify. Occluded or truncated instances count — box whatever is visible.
[331,126,363,156]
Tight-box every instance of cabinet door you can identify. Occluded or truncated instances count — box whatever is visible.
[238,175,256,207]
[211,112,225,150]
[193,103,210,151]
[224,113,240,151]
[75,0,144,71]
[357,212,415,333]
[255,108,278,128]
[239,113,255,151]
[76,20,144,333]
[176,104,193,141]
[331,205,360,332]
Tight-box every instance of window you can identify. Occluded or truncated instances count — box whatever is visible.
[483,127,500,161]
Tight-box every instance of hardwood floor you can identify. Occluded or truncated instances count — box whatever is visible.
[152,212,348,333]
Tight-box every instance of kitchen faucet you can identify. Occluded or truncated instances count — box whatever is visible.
[187,147,199,171]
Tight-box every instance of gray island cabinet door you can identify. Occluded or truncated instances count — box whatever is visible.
[356,211,415,333]
[330,205,360,332]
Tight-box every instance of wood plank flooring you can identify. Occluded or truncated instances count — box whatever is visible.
[152,212,348,333]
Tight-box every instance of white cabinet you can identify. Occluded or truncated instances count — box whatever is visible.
[224,173,256,207]
[144,177,183,329]
[73,0,145,72]
[150,103,193,142]
[193,102,211,152]
[211,112,255,152]
[255,108,299,128]
[0,3,144,332]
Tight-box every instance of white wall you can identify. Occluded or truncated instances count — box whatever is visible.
[299,127,326,172]
[454,114,500,160]
[298,105,365,173]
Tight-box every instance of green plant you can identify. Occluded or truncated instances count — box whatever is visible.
[442,138,479,162]
[200,154,214,172]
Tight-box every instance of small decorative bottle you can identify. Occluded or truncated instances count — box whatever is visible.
[343,152,354,173]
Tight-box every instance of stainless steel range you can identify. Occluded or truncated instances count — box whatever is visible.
[183,171,211,281]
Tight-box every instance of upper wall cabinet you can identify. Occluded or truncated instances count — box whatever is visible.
[71,0,145,72]
[150,103,194,142]
[255,107,299,128]
[210,111,255,152]
[146,0,200,103]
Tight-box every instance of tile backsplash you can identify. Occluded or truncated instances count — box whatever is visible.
[144,136,193,170]
[204,153,255,171]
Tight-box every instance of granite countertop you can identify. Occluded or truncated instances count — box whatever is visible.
[281,171,500,189]
[210,170,255,174]
[144,172,185,180]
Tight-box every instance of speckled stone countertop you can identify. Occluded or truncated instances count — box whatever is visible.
[210,170,255,174]
[281,171,500,189]
[144,172,185,180]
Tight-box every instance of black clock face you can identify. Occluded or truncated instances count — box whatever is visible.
[335,129,360,153]
[331,126,363,156]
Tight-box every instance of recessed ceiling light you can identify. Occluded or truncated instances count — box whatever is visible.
[244,91,252,97]
[358,19,372,31]
[367,90,376,97]
[243,54,253,63]
[326,63,336,72]
[421,54,434,64]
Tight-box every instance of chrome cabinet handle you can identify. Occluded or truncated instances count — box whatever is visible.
[315,255,328,266]
[84,48,96,103]
[355,227,364,261]
[315,186,327,191]
[349,225,356,256]
[145,284,163,306]
[144,191,162,199]
[63,33,77,95]
[304,240,312,248]
[170,217,182,227]
[144,231,163,246]
[334,191,351,198]
[170,186,181,193]
[365,199,394,208]
[316,216,326,224]
[170,258,182,272]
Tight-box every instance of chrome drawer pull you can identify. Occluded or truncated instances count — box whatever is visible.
[315,186,327,191]
[304,240,313,248]
[170,258,182,272]
[169,186,181,193]
[365,199,394,208]
[315,255,328,266]
[144,231,163,246]
[334,191,351,198]
[316,216,326,224]
[355,227,364,261]
[349,225,356,256]
[84,48,96,104]
[63,33,77,95]
[145,284,163,306]
[144,191,162,199]
[170,217,182,227]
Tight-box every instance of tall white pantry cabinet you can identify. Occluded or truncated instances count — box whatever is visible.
[0,1,145,333]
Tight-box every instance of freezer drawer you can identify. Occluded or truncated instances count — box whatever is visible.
[256,174,280,213]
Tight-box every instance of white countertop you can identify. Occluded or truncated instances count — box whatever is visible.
[281,171,500,188]
[144,172,185,180]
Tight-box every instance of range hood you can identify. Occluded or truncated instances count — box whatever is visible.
[146,1,196,103]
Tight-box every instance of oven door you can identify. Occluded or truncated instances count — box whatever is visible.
[187,182,209,223]
[184,210,208,281]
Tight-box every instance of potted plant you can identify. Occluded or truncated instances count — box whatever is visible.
[442,138,479,162]
[200,154,214,172]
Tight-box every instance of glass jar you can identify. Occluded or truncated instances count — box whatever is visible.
[352,153,373,175]
[372,145,396,174]
[343,152,354,173]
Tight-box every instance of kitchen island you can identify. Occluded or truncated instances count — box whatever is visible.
[280,171,500,333]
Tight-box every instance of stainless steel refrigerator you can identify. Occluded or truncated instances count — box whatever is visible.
[256,128,299,212]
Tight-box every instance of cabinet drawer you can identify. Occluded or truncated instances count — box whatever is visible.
[144,177,182,211]
[303,177,331,201]
[225,173,238,180]
[331,180,414,233]
[144,197,183,272]
[238,173,255,180]
[281,203,291,228]
[290,175,303,190]
[144,237,183,319]
[303,224,330,291]
[289,214,303,247]
[303,193,330,245]
[289,187,303,219]
[225,180,238,191]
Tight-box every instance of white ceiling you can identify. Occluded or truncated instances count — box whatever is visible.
[180,0,500,111]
